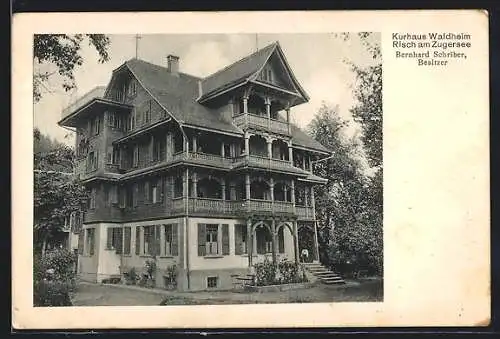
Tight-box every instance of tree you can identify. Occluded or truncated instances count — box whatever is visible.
[340,32,382,168]
[308,32,383,276]
[34,129,88,256]
[33,34,110,102]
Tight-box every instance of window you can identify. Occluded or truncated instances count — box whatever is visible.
[87,151,98,172]
[104,186,110,207]
[141,225,160,256]
[93,117,101,136]
[235,224,247,255]
[144,104,151,125]
[123,227,132,255]
[132,183,139,207]
[198,224,229,256]
[112,147,119,164]
[152,185,158,204]
[207,276,218,289]
[164,224,173,256]
[106,227,122,251]
[108,112,117,128]
[133,145,139,167]
[205,225,219,255]
[128,80,137,97]
[144,181,150,204]
[85,228,95,256]
[89,188,96,209]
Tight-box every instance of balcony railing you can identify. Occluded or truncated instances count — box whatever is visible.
[296,205,315,220]
[172,151,232,168]
[233,113,290,135]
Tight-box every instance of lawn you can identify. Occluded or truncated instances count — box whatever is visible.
[71,279,383,306]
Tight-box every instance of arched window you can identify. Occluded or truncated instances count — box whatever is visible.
[255,224,272,254]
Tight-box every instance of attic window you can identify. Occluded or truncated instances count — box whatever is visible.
[128,80,137,97]
[263,67,273,83]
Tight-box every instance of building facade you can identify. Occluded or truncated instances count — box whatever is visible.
[58,41,331,291]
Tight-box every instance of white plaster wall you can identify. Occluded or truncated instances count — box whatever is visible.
[97,224,121,279]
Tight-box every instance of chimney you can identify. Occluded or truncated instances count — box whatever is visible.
[167,54,179,76]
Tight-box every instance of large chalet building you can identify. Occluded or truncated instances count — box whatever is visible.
[58,41,331,291]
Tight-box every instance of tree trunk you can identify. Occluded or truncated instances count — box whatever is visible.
[41,235,48,259]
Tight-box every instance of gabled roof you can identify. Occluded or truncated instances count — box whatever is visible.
[105,45,329,154]
[124,58,242,136]
[199,41,309,102]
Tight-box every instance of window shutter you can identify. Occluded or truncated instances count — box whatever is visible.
[144,181,150,204]
[106,227,113,249]
[235,224,243,255]
[157,178,163,202]
[278,228,285,253]
[124,227,131,254]
[89,230,95,255]
[171,223,178,256]
[115,228,123,254]
[135,227,141,255]
[197,224,206,256]
[133,184,139,207]
[119,187,126,208]
[222,224,229,255]
[78,231,84,254]
[154,225,161,256]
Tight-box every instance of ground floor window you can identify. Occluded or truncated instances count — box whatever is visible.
[85,228,95,256]
[207,276,218,289]
[205,224,219,255]
[256,226,272,254]
[123,227,131,255]
[106,227,122,252]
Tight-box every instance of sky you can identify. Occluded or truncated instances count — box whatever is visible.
[34,33,380,148]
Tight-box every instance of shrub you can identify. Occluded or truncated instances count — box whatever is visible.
[33,249,76,307]
[253,258,276,286]
[278,259,300,284]
[123,267,138,285]
[163,265,177,290]
[34,280,72,306]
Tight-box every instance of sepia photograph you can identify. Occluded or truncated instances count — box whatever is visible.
[13,10,489,329]
[33,33,383,306]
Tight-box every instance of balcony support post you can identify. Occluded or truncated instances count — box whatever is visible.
[245,173,251,211]
[244,132,250,157]
[221,178,226,201]
[286,106,291,134]
[220,142,225,158]
[291,179,296,214]
[304,187,309,218]
[192,172,198,198]
[271,219,277,266]
[311,188,320,262]
[192,134,197,153]
[288,140,293,165]
[293,220,299,266]
[247,218,253,268]
[149,134,154,163]
[266,136,274,160]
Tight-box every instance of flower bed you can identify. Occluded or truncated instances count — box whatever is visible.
[251,258,309,288]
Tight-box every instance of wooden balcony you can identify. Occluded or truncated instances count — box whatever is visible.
[296,205,315,220]
[232,155,307,176]
[172,151,233,168]
[233,113,290,135]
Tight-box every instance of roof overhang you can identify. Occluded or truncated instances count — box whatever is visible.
[58,98,133,128]
[298,174,328,184]
[292,144,331,156]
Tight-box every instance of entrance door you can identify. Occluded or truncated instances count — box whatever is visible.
[298,225,315,263]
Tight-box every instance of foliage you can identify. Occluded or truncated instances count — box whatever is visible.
[33,34,110,102]
[309,104,383,277]
[33,129,88,254]
[34,281,73,307]
[123,267,139,285]
[253,258,276,286]
[33,248,77,307]
[138,260,157,288]
[253,259,307,286]
[164,265,178,289]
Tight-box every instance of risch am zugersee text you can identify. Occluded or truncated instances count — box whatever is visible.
[392,32,471,66]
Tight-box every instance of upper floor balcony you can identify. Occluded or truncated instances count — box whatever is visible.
[232,92,291,136]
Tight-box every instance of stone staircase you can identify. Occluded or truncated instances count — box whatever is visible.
[302,262,345,285]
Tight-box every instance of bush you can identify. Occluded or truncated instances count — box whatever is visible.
[34,280,72,306]
[163,265,177,290]
[253,259,308,286]
[33,249,76,307]
[123,267,138,285]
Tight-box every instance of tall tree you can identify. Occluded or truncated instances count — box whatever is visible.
[33,34,111,102]
[34,129,88,256]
